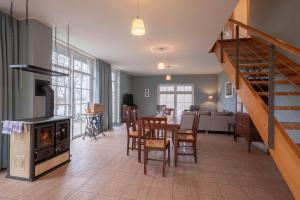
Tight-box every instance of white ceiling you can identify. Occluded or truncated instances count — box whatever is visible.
[0,0,238,75]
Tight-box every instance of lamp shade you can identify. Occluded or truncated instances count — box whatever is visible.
[165,75,171,81]
[158,62,165,70]
[131,18,146,36]
[208,95,213,100]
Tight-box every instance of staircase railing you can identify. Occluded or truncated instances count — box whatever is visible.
[228,18,300,57]
[220,18,300,151]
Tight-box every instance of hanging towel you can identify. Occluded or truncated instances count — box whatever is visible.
[12,121,24,133]
[2,121,14,135]
[2,121,24,134]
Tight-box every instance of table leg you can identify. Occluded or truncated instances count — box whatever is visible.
[174,132,178,167]
[138,136,141,163]
[172,131,174,144]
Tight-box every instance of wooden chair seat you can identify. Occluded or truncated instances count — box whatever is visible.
[177,134,194,141]
[146,139,168,149]
[129,130,139,137]
[145,128,150,132]
[178,129,193,134]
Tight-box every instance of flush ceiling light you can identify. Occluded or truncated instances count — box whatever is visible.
[165,75,172,81]
[131,0,146,36]
[158,62,165,70]
[208,95,214,100]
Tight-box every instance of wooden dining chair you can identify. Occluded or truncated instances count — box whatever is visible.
[157,105,166,113]
[125,108,142,156]
[175,112,200,166]
[131,109,139,131]
[165,108,175,116]
[142,116,170,177]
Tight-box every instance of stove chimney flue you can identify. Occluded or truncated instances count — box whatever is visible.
[35,79,54,118]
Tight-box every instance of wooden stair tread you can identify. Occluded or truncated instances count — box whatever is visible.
[258,92,300,96]
[281,122,300,130]
[247,80,298,85]
[275,106,300,110]
[276,79,300,84]
[241,72,269,76]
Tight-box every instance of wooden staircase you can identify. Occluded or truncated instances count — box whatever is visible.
[213,19,300,199]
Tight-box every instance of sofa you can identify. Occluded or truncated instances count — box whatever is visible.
[180,111,235,133]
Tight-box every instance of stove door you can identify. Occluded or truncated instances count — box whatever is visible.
[35,123,55,150]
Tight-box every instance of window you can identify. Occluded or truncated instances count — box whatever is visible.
[158,84,194,116]
[52,43,94,139]
[111,69,120,124]
[52,46,71,116]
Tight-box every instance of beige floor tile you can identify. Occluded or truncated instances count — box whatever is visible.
[218,184,249,200]
[98,181,128,197]
[18,185,55,200]
[120,184,150,200]
[145,187,173,200]
[67,191,96,200]
[173,188,197,200]
[37,188,74,200]
[196,193,224,200]
[0,180,35,199]
[92,194,119,200]
[151,175,174,189]
[195,182,221,196]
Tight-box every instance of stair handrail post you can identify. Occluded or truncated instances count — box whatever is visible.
[268,44,275,149]
[220,31,224,63]
[235,25,240,89]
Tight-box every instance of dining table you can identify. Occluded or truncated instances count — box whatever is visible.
[136,115,181,162]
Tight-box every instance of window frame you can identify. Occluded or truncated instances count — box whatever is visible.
[157,84,194,116]
[51,42,95,139]
[111,69,120,124]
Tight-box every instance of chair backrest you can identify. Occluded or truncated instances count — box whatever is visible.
[157,105,166,113]
[165,108,175,116]
[131,109,139,130]
[124,108,132,135]
[180,111,196,130]
[142,116,167,143]
[192,112,200,138]
[190,105,200,111]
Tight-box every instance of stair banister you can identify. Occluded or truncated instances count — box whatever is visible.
[229,18,300,57]
[220,31,224,63]
[235,25,240,89]
[268,44,276,149]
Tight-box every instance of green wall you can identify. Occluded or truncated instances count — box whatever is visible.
[217,71,236,112]
[131,74,218,116]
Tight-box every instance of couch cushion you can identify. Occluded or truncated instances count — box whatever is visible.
[212,111,233,116]
[198,111,211,115]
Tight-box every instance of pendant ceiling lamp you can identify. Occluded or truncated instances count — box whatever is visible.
[158,62,165,70]
[131,0,146,36]
[165,75,172,81]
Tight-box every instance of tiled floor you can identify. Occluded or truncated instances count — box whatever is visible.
[0,125,294,200]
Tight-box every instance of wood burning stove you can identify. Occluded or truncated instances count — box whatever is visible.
[34,120,70,164]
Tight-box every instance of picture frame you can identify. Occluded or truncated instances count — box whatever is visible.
[225,81,234,99]
[144,89,150,98]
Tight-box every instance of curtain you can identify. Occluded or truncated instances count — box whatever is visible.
[0,11,19,169]
[95,59,112,130]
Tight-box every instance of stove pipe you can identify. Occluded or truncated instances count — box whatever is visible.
[35,80,54,118]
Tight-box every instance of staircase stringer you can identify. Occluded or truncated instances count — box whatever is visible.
[214,41,300,200]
